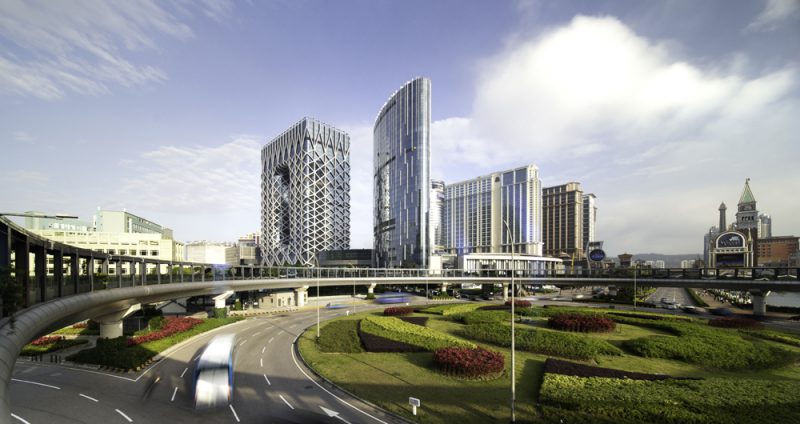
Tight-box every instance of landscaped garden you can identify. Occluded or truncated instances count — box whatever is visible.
[298,303,800,424]
[67,315,242,370]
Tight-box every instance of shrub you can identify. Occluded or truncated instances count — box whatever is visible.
[72,322,87,329]
[213,308,227,318]
[505,300,531,308]
[31,336,65,346]
[460,310,512,325]
[360,316,475,351]
[461,322,621,360]
[319,320,364,353]
[709,317,763,330]
[543,358,693,381]
[383,307,413,316]
[548,313,616,333]
[539,374,800,424]
[21,337,88,355]
[128,317,203,346]
[741,329,800,347]
[422,303,484,316]
[433,347,504,378]
[365,293,376,300]
[148,316,166,331]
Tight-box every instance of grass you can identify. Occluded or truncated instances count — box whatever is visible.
[298,307,800,423]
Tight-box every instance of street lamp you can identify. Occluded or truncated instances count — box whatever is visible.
[633,262,638,311]
[502,219,516,423]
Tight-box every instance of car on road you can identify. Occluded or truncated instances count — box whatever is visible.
[682,305,700,314]
[326,302,348,309]
[710,307,733,316]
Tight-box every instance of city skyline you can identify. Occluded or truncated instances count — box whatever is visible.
[1,0,798,256]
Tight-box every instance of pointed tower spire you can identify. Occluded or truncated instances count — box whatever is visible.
[739,178,756,206]
[718,202,727,231]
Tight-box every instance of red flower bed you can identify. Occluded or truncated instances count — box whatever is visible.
[434,347,504,378]
[72,322,88,329]
[709,317,763,330]
[127,317,203,346]
[384,307,414,316]
[548,313,616,333]
[504,300,531,308]
[31,336,65,346]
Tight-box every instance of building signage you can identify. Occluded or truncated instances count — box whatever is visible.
[589,249,606,262]
[716,232,744,249]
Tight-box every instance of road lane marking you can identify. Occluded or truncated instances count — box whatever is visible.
[261,346,266,354]
[115,409,133,422]
[253,331,262,337]
[180,367,188,378]
[11,413,31,424]
[239,339,248,346]
[277,330,284,336]
[321,406,353,424]
[290,343,388,424]
[79,393,99,402]
[263,374,271,385]
[279,395,295,410]
[260,358,263,368]
[229,405,241,422]
[11,378,60,390]
[268,337,274,344]
[171,387,178,402]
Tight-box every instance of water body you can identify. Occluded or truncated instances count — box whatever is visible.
[767,292,800,308]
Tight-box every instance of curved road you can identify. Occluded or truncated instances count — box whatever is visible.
[10,307,405,424]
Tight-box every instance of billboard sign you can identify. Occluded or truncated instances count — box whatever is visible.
[589,249,606,262]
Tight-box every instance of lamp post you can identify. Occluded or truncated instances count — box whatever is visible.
[317,266,320,340]
[633,262,638,312]
[503,219,516,423]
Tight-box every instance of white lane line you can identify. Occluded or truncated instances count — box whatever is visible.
[261,346,266,354]
[279,395,295,410]
[260,358,263,368]
[11,378,60,390]
[229,404,241,422]
[193,355,200,362]
[278,330,284,335]
[263,374,271,385]
[180,367,188,378]
[171,387,178,402]
[290,343,388,424]
[11,413,32,424]
[268,337,274,344]
[239,339,248,346]
[253,331,262,337]
[79,393,99,402]
[115,409,133,422]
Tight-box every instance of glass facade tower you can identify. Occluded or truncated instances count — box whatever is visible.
[261,117,350,266]
[373,77,431,268]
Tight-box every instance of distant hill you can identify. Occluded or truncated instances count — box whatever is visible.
[629,253,703,268]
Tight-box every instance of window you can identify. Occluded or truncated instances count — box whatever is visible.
[151,250,159,256]
[140,250,147,256]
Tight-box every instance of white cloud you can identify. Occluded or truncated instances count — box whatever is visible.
[746,0,800,32]
[115,137,261,215]
[429,15,799,254]
[11,131,36,143]
[0,0,233,100]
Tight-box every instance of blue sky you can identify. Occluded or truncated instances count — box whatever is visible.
[1,0,798,256]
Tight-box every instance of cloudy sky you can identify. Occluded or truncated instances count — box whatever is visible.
[1,0,798,256]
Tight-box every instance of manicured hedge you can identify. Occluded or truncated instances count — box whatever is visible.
[460,310,512,325]
[709,317,763,330]
[21,337,88,356]
[433,347,504,378]
[421,303,484,316]
[505,300,532,308]
[539,373,800,424]
[548,313,616,333]
[128,317,203,346]
[383,306,414,316]
[318,320,364,353]
[685,288,709,307]
[460,322,621,360]
[741,329,800,347]
[360,316,475,351]
[359,330,425,352]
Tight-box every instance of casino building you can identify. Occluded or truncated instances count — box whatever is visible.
[707,179,759,268]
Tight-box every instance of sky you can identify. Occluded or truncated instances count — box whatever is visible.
[1,0,798,256]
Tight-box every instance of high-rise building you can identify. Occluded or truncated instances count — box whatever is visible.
[261,117,350,266]
[238,232,261,266]
[442,164,542,256]
[757,236,799,267]
[758,213,772,238]
[707,179,759,268]
[373,77,431,268]
[430,180,445,253]
[543,182,584,259]
[582,193,597,251]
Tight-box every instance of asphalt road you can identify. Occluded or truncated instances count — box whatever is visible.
[645,287,695,307]
[10,306,406,424]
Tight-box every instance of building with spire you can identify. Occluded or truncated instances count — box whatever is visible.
[707,179,759,268]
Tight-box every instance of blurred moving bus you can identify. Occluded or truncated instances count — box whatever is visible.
[376,293,410,304]
[194,334,236,409]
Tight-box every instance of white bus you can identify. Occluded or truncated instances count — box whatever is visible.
[194,334,236,409]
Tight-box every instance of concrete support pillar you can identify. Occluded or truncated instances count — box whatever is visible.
[367,283,376,294]
[95,304,141,339]
[213,291,235,309]
[439,283,449,293]
[295,286,309,307]
[54,250,63,297]
[750,290,771,317]
[33,245,46,303]
[503,283,509,301]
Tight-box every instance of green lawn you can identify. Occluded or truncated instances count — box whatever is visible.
[298,307,800,423]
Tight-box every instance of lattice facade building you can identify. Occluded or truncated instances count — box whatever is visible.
[261,118,350,266]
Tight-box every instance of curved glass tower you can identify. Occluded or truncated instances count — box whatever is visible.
[373,77,431,268]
